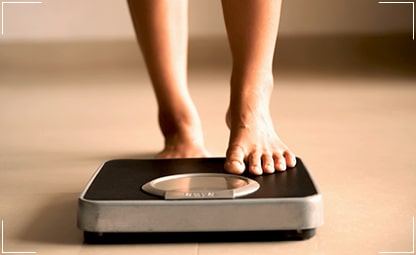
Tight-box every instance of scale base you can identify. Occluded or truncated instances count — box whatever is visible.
[78,157,323,243]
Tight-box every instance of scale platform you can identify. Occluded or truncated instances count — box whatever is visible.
[77,157,323,243]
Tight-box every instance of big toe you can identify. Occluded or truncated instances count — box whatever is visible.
[224,145,246,174]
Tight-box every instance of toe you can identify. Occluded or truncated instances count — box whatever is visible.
[283,150,297,168]
[273,153,287,171]
[224,145,246,174]
[248,150,263,175]
[262,154,275,174]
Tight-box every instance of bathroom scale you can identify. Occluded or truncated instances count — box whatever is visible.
[77,157,323,243]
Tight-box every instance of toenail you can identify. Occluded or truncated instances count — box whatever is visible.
[232,160,244,167]
[292,158,297,165]
[252,166,262,174]
[265,165,274,174]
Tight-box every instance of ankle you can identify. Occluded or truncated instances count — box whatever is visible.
[227,73,274,129]
[159,108,204,140]
[230,69,274,89]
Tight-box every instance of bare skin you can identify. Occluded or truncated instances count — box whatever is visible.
[127,0,209,158]
[127,0,296,175]
[222,0,296,175]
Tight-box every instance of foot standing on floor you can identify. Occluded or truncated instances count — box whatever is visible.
[127,0,296,175]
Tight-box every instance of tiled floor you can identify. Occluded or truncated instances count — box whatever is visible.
[0,36,415,254]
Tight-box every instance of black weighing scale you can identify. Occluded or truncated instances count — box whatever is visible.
[77,157,323,243]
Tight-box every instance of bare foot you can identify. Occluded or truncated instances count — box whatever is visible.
[224,75,296,175]
[155,105,210,159]
[155,132,210,158]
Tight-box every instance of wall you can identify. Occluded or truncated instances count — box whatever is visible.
[0,0,412,41]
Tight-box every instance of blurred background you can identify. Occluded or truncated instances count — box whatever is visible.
[0,0,414,77]
[0,0,413,40]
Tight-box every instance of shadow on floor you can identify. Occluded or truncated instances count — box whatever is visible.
[18,193,83,245]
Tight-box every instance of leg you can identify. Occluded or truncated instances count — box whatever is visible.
[221,0,296,175]
[127,0,209,157]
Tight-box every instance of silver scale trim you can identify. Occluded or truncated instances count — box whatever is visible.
[142,173,260,200]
